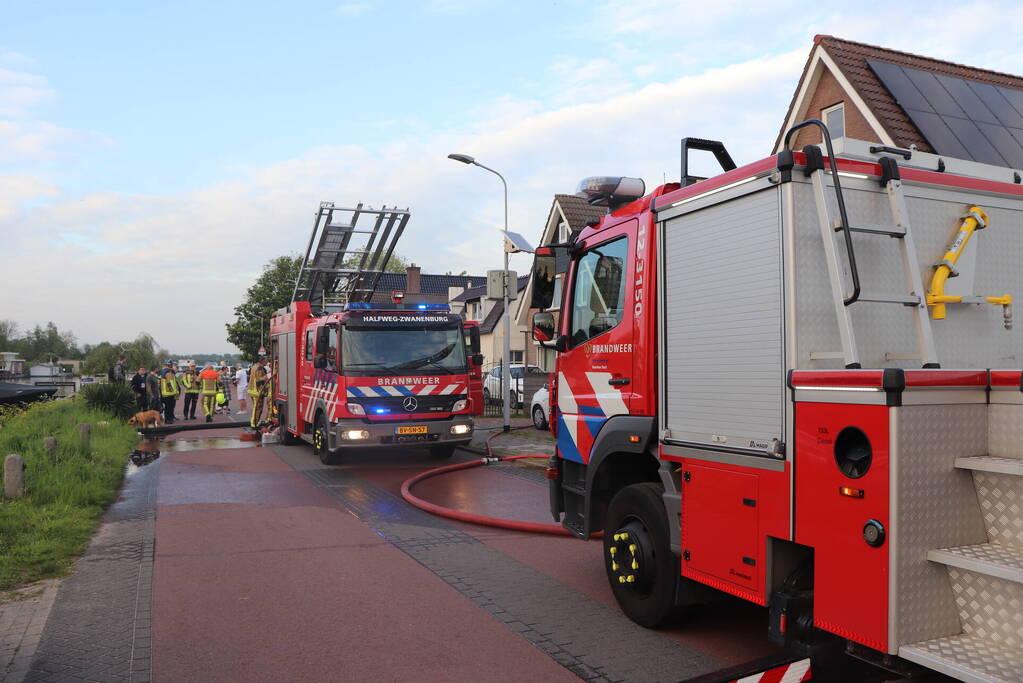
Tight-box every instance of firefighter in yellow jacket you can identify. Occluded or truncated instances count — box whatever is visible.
[160,367,180,424]
[199,365,220,423]
[179,363,200,420]
[248,358,269,428]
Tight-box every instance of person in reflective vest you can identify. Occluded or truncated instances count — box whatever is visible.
[180,364,200,420]
[199,365,221,423]
[160,369,180,424]
[248,358,269,429]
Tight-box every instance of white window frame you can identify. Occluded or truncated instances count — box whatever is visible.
[823,102,845,140]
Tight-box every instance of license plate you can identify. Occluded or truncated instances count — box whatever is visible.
[396,425,428,435]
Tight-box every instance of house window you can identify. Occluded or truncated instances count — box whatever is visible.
[510,350,524,364]
[823,103,845,140]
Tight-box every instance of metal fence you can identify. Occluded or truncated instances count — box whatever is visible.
[480,361,548,418]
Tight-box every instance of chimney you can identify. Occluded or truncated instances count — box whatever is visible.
[406,264,421,294]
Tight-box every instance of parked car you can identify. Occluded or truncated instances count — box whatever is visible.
[483,364,541,408]
[530,383,549,430]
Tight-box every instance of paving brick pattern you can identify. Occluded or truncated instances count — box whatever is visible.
[22,461,158,683]
[1,580,59,682]
[468,421,556,460]
[282,449,719,682]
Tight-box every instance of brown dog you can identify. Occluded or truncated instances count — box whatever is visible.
[128,410,164,428]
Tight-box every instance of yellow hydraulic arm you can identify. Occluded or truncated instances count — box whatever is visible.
[926,206,1012,328]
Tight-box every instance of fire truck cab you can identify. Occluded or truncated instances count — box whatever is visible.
[271,300,481,464]
[533,128,1023,681]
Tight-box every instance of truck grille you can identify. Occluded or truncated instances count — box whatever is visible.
[350,394,463,414]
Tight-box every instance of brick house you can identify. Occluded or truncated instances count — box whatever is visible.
[451,275,529,368]
[775,35,1023,169]
[372,265,485,307]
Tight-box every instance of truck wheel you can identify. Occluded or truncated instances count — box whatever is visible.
[429,445,456,459]
[532,405,548,430]
[313,414,341,465]
[604,482,680,628]
[278,404,301,445]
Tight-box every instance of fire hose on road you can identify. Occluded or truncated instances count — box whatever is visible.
[400,426,601,537]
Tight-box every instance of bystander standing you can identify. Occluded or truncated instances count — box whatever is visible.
[235,364,249,415]
[130,366,148,411]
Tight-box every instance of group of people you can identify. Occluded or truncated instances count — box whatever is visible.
[127,359,268,426]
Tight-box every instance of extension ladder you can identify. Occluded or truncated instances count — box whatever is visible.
[804,147,939,369]
[291,202,410,309]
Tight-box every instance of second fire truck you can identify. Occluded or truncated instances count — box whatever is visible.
[270,202,483,464]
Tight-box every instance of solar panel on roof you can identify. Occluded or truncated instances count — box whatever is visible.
[977,123,1023,168]
[903,68,966,118]
[867,59,1023,169]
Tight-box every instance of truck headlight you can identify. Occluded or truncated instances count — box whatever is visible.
[347,402,365,415]
[452,399,468,412]
[450,424,471,435]
[343,429,370,440]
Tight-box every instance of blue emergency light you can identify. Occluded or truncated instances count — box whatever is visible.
[343,302,451,312]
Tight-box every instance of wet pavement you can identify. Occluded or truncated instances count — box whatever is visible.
[18,422,787,682]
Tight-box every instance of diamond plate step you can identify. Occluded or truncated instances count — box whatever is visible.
[929,543,1023,584]
[956,455,1023,477]
[900,634,1023,683]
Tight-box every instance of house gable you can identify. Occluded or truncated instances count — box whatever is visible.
[776,35,1023,160]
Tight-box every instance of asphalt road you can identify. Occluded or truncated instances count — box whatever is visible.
[148,436,779,682]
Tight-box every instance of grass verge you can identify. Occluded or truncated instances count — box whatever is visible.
[0,399,139,590]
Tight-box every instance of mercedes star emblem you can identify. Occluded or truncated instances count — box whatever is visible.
[402,396,418,412]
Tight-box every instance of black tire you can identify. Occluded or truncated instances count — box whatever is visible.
[483,388,492,405]
[429,445,456,459]
[278,404,301,445]
[532,404,548,430]
[313,414,341,465]
[604,482,680,628]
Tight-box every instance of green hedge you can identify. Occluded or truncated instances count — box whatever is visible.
[0,399,139,590]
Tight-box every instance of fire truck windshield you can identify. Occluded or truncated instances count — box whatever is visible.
[341,327,467,376]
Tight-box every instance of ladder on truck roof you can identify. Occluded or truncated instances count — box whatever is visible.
[785,120,939,369]
[291,202,410,309]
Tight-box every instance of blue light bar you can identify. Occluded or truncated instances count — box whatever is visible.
[374,408,388,414]
[343,302,451,312]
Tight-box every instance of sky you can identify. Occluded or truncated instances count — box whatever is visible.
[3,0,1023,353]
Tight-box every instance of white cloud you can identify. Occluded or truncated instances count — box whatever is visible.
[7,0,1023,352]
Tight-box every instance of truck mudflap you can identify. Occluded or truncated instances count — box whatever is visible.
[682,655,811,683]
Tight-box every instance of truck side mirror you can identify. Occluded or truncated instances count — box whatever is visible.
[466,325,481,354]
[471,353,484,367]
[315,327,330,355]
[532,312,556,342]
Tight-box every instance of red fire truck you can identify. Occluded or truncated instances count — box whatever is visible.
[269,202,483,464]
[270,300,481,464]
[530,125,1023,681]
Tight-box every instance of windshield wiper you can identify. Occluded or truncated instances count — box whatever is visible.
[389,344,457,373]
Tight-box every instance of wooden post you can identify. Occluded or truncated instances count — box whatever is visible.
[4,454,24,498]
[78,423,91,452]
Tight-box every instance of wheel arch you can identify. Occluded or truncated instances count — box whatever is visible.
[582,415,660,534]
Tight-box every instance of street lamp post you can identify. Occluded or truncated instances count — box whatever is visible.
[448,153,513,432]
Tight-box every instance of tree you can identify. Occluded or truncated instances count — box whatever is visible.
[226,255,303,362]
[340,252,410,273]
[82,333,160,375]
[14,322,81,362]
[0,320,18,352]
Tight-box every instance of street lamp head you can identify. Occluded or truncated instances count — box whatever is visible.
[447,153,476,165]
